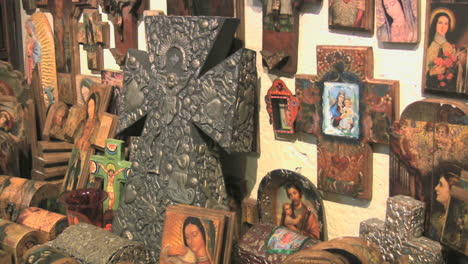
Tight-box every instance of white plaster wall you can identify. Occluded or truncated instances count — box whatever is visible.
[20,0,436,240]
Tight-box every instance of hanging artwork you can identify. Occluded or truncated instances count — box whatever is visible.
[258,169,326,241]
[389,99,468,255]
[26,12,59,130]
[77,9,110,72]
[111,15,256,262]
[329,0,374,32]
[261,0,317,75]
[376,0,418,43]
[100,0,148,66]
[265,79,299,134]
[295,46,399,200]
[422,3,468,97]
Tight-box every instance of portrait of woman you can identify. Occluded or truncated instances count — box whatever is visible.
[48,103,69,140]
[376,0,417,43]
[429,162,462,241]
[161,216,214,264]
[425,7,467,94]
[330,91,345,128]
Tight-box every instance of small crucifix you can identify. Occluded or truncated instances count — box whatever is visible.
[111,15,257,261]
[261,0,319,76]
[77,9,110,73]
[100,0,148,66]
[62,83,117,192]
[89,138,131,212]
[295,46,399,200]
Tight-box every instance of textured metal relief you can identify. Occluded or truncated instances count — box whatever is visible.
[112,15,257,262]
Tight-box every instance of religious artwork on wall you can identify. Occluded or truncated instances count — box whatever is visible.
[101,70,124,115]
[26,12,59,129]
[111,15,257,262]
[100,0,148,66]
[160,205,225,264]
[75,74,101,106]
[389,99,468,254]
[329,0,373,32]
[261,0,317,75]
[258,169,326,241]
[62,83,115,192]
[89,139,131,212]
[0,97,25,176]
[376,0,418,43]
[295,46,399,200]
[77,9,110,72]
[42,102,70,141]
[423,3,468,97]
[265,79,299,134]
[322,82,359,139]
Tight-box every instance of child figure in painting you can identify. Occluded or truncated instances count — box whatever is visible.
[338,98,355,132]
[282,203,303,232]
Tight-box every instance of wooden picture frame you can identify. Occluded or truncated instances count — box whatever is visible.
[160,205,226,264]
[265,79,299,134]
[329,0,374,32]
[42,102,70,141]
[422,2,468,97]
[75,74,101,106]
[376,0,419,43]
[257,169,326,241]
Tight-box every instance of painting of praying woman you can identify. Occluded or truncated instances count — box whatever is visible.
[376,0,418,43]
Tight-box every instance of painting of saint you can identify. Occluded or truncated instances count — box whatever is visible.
[329,0,369,30]
[322,82,359,139]
[161,207,223,264]
[424,4,468,95]
[277,182,320,240]
[44,102,69,140]
[0,101,24,176]
[75,75,100,106]
[376,0,418,43]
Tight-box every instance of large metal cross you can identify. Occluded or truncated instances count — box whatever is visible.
[112,15,257,261]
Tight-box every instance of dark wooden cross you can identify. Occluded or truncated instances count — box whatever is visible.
[77,9,110,73]
[295,46,399,200]
[111,15,257,261]
[89,138,131,212]
[261,0,317,76]
[100,0,148,66]
[62,83,117,192]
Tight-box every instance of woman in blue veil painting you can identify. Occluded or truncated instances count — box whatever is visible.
[330,91,346,128]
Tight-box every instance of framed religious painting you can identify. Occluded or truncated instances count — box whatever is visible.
[257,169,326,241]
[42,101,70,140]
[265,79,299,134]
[422,2,468,97]
[376,0,419,43]
[75,75,101,106]
[329,0,374,32]
[160,205,226,264]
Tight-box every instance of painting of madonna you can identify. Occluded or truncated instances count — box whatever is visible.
[376,0,417,43]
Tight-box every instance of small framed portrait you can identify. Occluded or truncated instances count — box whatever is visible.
[160,205,226,264]
[329,0,374,32]
[322,82,360,139]
[376,0,419,43]
[75,75,101,106]
[258,169,326,241]
[422,2,468,97]
[43,102,70,140]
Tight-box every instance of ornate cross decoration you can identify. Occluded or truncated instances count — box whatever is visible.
[111,15,257,261]
[295,46,399,200]
[77,9,110,72]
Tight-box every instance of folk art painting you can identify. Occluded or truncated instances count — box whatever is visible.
[89,139,131,212]
[423,3,468,97]
[42,102,70,140]
[258,169,326,241]
[389,99,467,255]
[295,46,399,200]
[376,0,418,43]
[160,205,225,264]
[329,0,374,32]
[75,74,101,106]
[265,79,299,134]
